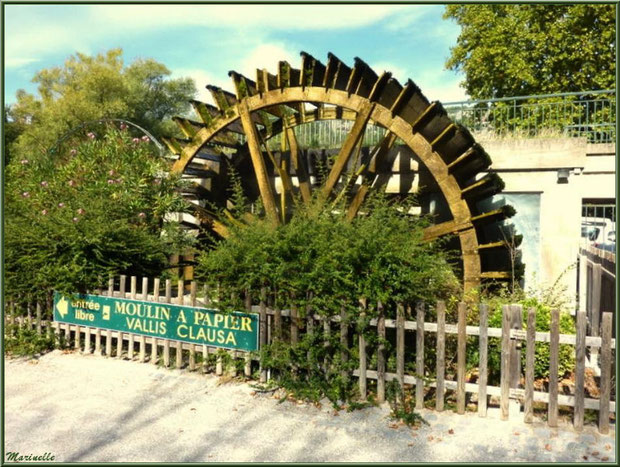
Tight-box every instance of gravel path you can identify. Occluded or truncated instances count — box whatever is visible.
[4,350,616,463]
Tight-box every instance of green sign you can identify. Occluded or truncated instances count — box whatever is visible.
[53,292,259,352]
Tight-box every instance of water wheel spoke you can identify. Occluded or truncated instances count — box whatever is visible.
[321,101,375,199]
[169,52,517,290]
[238,99,280,225]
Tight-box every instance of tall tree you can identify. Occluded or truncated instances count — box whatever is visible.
[6,48,196,160]
[444,4,616,99]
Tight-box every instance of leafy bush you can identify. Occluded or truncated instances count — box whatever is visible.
[196,190,460,403]
[5,325,57,356]
[485,296,576,381]
[4,125,193,301]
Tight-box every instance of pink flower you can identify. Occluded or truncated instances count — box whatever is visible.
[70,149,77,156]
[40,181,49,187]
[120,123,128,131]
[68,180,76,187]
[77,208,86,215]
[58,202,65,208]
[107,179,115,184]
[22,191,30,198]
[138,212,146,218]
[141,135,149,142]
[72,217,79,223]
[87,132,96,139]
[153,179,162,185]
[108,169,116,176]
[41,209,48,215]
[132,137,140,144]
[20,159,29,165]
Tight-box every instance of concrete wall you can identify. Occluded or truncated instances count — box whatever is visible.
[479,137,615,307]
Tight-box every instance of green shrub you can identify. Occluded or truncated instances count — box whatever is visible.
[4,126,193,301]
[485,297,575,381]
[197,189,460,404]
[5,326,57,356]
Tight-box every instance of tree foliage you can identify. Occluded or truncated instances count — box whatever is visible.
[197,190,460,318]
[5,48,196,164]
[444,4,616,99]
[4,126,193,301]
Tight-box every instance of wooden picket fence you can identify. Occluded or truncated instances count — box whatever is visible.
[4,274,616,435]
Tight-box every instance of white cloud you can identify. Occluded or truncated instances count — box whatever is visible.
[239,44,298,77]
[5,57,40,69]
[92,4,411,31]
[370,61,408,84]
[171,68,231,105]
[383,5,439,31]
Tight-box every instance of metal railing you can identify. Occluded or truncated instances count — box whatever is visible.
[444,90,616,143]
[266,120,387,151]
[264,90,615,150]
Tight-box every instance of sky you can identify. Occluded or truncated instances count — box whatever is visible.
[3,3,469,107]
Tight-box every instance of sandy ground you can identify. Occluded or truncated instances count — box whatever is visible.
[4,350,616,463]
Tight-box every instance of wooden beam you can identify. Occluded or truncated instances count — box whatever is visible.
[346,130,397,220]
[321,101,374,199]
[238,99,280,225]
[286,127,312,203]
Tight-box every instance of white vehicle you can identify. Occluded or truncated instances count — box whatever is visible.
[581,217,615,247]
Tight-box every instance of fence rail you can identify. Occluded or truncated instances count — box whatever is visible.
[5,274,616,435]
[260,90,616,149]
[444,90,616,143]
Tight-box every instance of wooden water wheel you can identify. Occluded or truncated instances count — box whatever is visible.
[164,52,515,291]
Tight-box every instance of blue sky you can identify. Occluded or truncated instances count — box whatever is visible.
[4,3,469,107]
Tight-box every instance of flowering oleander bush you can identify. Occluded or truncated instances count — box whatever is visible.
[4,125,193,301]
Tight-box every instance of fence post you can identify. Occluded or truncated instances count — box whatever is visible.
[95,328,102,356]
[599,312,612,434]
[117,331,124,358]
[323,315,331,373]
[274,306,282,342]
[165,279,172,304]
[36,302,42,335]
[152,278,160,364]
[591,263,602,358]
[500,305,511,420]
[139,335,146,363]
[509,304,523,389]
[120,275,127,298]
[290,299,299,345]
[84,326,91,354]
[64,323,71,349]
[524,307,536,423]
[259,287,267,383]
[358,299,367,401]
[108,276,114,297]
[127,333,134,360]
[75,325,82,351]
[177,280,184,306]
[457,302,467,415]
[188,282,197,371]
[478,303,489,417]
[376,301,386,403]
[415,301,425,410]
[244,290,252,377]
[573,310,587,431]
[436,301,446,412]
[106,329,112,357]
[396,303,405,397]
[340,305,348,382]
[130,276,137,300]
[176,341,183,369]
[547,308,560,428]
